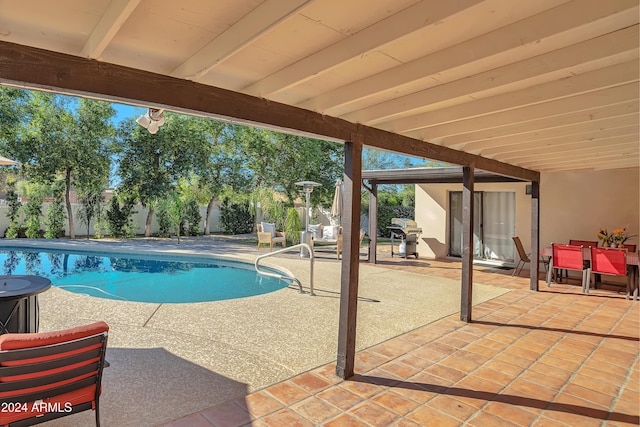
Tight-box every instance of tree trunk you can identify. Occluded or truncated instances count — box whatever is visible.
[145,206,154,237]
[204,194,216,235]
[64,168,75,239]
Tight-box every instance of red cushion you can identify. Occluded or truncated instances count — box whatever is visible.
[0,322,109,424]
[0,321,108,352]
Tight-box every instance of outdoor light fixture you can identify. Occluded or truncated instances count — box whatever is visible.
[136,108,165,134]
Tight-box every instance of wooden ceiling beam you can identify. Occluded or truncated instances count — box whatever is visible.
[170,0,313,80]
[241,0,483,97]
[387,61,639,135]
[79,0,141,59]
[298,1,639,114]
[482,126,639,157]
[406,82,639,141]
[442,102,639,150]
[494,137,639,162]
[0,40,539,182]
[342,26,638,125]
[517,149,639,168]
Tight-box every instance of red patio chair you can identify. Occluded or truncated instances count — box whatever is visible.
[589,247,629,298]
[621,244,636,252]
[550,244,589,293]
[0,321,109,426]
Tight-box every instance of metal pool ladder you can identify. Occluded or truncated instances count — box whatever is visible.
[255,243,315,295]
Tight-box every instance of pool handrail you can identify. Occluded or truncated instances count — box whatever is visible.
[255,243,315,296]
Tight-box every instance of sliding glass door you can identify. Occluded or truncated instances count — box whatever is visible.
[449,191,515,262]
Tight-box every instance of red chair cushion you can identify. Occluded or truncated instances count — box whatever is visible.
[0,322,108,424]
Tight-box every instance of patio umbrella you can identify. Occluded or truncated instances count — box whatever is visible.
[0,155,19,166]
[331,179,342,223]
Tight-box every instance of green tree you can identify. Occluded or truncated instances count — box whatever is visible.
[76,188,104,238]
[115,113,206,237]
[44,178,66,238]
[4,179,22,238]
[4,93,115,239]
[158,192,184,243]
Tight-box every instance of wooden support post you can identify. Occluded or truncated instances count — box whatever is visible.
[336,139,363,379]
[460,165,474,323]
[530,181,540,291]
[368,183,378,264]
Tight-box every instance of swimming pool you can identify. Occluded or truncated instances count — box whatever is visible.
[0,248,287,303]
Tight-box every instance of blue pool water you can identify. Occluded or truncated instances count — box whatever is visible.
[0,248,286,303]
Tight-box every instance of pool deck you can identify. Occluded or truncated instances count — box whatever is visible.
[1,237,638,426]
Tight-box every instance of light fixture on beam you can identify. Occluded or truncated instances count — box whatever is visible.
[136,108,165,134]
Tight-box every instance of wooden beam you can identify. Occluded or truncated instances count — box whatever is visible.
[242,0,483,97]
[170,0,312,79]
[458,110,639,152]
[530,181,540,291]
[343,26,639,125]
[368,183,378,264]
[443,102,639,150]
[393,64,639,135]
[79,0,141,59]
[0,40,539,182]
[336,139,363,379]
[298,1,639,114]
[460,165,474,323]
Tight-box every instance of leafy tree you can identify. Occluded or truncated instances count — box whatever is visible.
[115,114,207,237]
[44,178,66,238]
[182,197,201,236]
[76,188,104,239]
[22,181,47,238]
[4,179,22,226]
[158,192,184,243]
[4,93,115,239]
[194,123,252,235]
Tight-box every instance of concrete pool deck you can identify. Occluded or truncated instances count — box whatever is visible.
[0,237,509,426]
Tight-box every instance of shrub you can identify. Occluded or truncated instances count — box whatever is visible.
[220,200,254,234]
[284,207,302,244]
[5,181,21,225]
[378,205,414,237]
[44,200,66,238]
[183,198,201,236]
[24,197,43,238]
[106,196,136,238]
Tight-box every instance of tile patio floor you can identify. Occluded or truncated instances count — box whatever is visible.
[164,258,639,427]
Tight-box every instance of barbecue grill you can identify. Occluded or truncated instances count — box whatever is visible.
[387,218,422,259]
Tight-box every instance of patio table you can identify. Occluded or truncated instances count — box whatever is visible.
[0,275,51,334]
[541,246,639,301]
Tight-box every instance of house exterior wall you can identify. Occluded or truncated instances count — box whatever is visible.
[414,167,639,262]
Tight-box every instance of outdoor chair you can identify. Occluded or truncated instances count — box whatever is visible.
[511,236,548,277]
[589,247,630,297]
[549,243,589,293]
[256,223,286,251]
[556,239,599,281]
[0,321,109,427]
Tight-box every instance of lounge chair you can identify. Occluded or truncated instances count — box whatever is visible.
[257,222,286,251]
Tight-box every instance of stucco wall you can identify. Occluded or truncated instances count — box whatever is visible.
[539,167,639,249]
[415,181,530,260]
[415,167,639,262]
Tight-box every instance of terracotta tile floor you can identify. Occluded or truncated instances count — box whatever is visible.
[163,259,639,427]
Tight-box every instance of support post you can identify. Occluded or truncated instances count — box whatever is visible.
[460,165,474,322]
[368,183,378,264]
[336,139,363,379]
[530,181,540,291]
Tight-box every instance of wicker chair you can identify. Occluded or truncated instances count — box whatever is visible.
[256,223,286,251]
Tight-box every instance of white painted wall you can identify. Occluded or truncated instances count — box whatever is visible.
[415,167,639,262]
[0,203,224,237]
